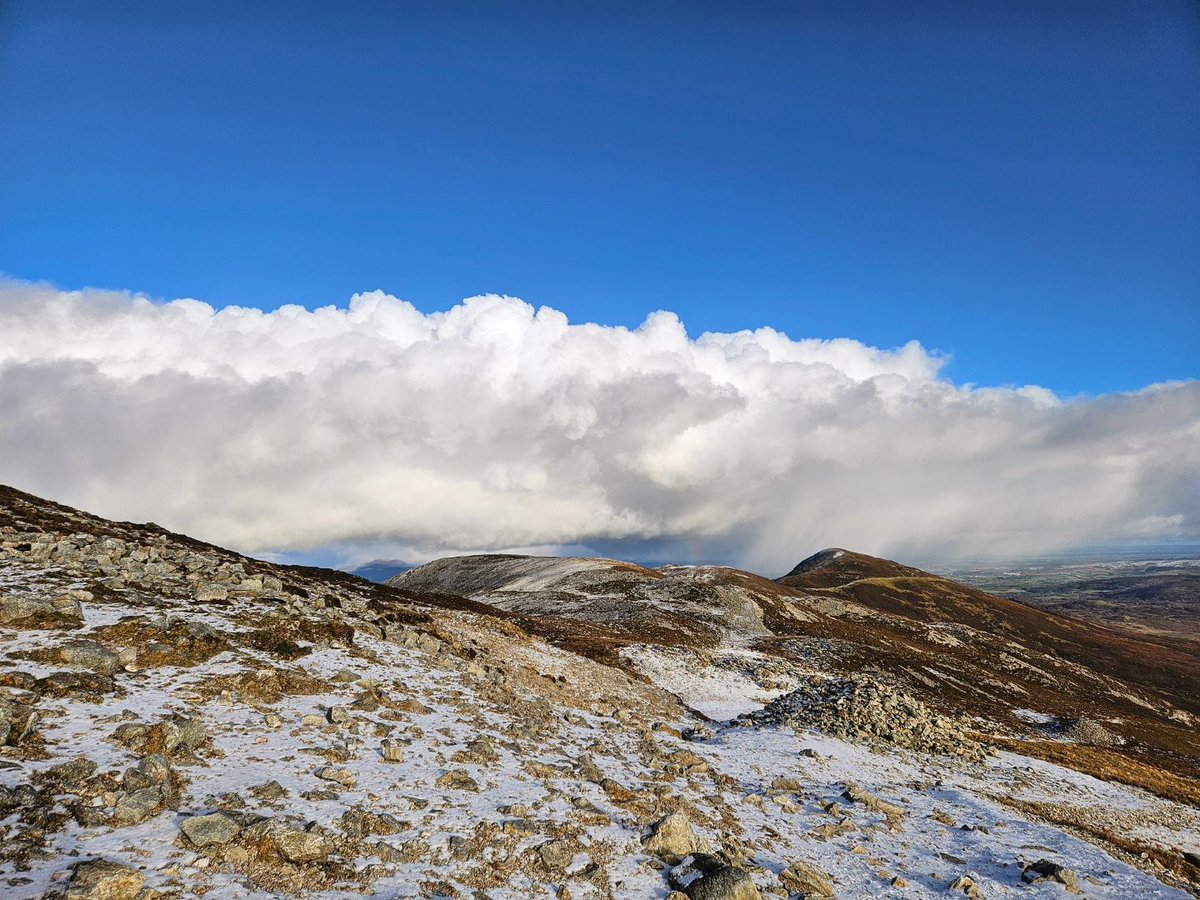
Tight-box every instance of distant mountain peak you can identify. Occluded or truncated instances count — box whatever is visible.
[780,547,926,581]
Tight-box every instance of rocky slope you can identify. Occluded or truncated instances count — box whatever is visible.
[2,485,1199,899]
[399,549,1200,783]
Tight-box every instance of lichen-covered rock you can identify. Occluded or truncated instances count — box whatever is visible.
[62,859,145,899]
[58,640,120,675]
[0,592,84,627]
[779,860,835,897]
[642,811,711,863]
[268,822,336,863]
[181,811,241,847]
[111,786,165,826]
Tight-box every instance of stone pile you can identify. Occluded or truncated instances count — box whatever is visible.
[740,674,989,760]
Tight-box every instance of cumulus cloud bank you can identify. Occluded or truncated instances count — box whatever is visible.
[1,277,1197,573]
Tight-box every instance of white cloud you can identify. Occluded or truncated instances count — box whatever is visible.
[1,276,1196,573]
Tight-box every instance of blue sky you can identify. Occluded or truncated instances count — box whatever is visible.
[1,0,1197,395]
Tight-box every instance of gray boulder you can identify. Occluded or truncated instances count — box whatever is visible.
[669,854,760,900]
[111,787,165,826]
[123,754,172,792]
[58,640,121,675]
[182,811,241,847]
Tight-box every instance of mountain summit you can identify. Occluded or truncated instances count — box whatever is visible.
[779,547,927,582]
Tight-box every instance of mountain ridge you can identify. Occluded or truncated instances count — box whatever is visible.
[3,485,1199,897]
